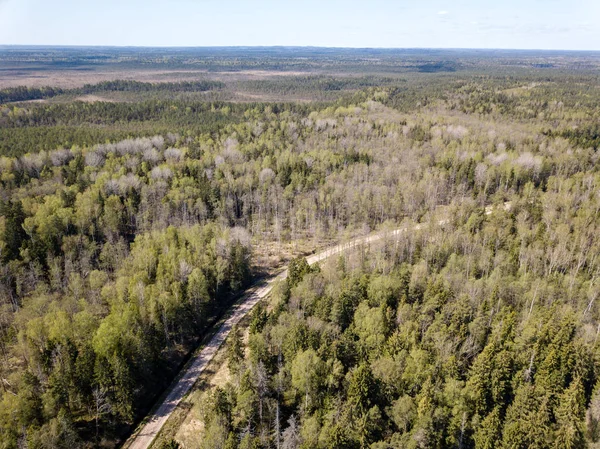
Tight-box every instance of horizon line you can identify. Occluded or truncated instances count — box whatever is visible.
[1,44,599,53]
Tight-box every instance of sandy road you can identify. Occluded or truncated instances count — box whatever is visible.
[125,202,509,449]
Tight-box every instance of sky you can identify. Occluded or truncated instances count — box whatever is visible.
[0,0,599,50]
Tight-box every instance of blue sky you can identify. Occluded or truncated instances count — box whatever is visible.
[0,0,599,50]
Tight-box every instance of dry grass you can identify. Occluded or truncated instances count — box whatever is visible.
[251,237,329,275]
[173,326,252,448]
[0,67,317,89]
[0,68,214,89]
[74,94,117,103]
[151,316,252,449]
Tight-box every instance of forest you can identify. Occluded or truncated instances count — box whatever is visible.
[1,47,600,449]
[0,81,225,104]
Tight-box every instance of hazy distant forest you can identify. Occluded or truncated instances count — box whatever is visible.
[2,47,600,449]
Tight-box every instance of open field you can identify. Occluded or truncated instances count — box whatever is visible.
[0,67,330,90]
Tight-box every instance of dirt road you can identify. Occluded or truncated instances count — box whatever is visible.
[125,202,509,449]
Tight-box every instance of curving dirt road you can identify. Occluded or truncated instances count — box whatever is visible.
[125,202,509,449]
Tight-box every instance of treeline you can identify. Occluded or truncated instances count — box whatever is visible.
[0,125,168,158]
[0,100,323,158]
[237,76,401,97]
[0,86,64,103]
[1,100,314,130]
[0,101,244,158]
[78,79,225,94]
[0,80,224,105]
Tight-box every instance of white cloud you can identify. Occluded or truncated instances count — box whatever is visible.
[438,10,450,15]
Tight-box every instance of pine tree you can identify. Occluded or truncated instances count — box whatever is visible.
[228,325,245,375]
[473,407,502,449]
[554,380,586,449]
[2,200,27,261]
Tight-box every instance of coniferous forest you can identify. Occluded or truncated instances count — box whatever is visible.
[1,47,600,449]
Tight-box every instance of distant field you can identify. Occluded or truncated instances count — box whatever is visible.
[2,46,599,91]
[0,67,334,90]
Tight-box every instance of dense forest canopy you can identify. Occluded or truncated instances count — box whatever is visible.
[1,47,600,449]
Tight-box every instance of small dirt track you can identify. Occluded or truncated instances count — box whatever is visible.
[125,203,509,449]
